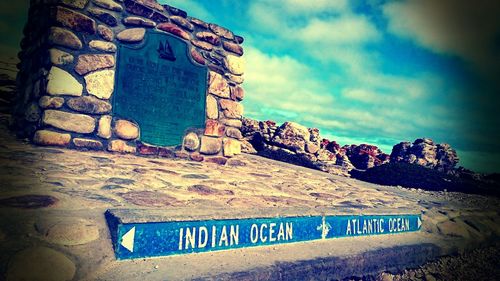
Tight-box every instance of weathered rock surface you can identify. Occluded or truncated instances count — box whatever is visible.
[157,23,190,40]
[89,40,117,52]
[183,132,200,151]
[53,6,96,34]
[88,7,118,26]
[49,48,74,65]
[93,0,123,12]
[97,115,112,139]
[343,144,390,170]
[48,27,83,49]
[224,54,245,75]
[75,54,115,75]
[116,28,146,42]
[123,16,156,27]
[241,118,351,176]
[34,130,71,146]
[67,95,112,114]
[200,136,222,155]
[97,25,114,41]
[84,69,115,99]
[390,138,459,173]
[208,72,230,98]
[272,122,310,153]
[195,31,220,46]
[46,66,83,97]
[219,99,243,119]
[114,119,139,140]
[43,110,95,134]
[73,138,104,150]
[223,138,241,157]
[206,95,218,119]
[39,96,64,109]
[108,139,136,153]
[170,16,194,31]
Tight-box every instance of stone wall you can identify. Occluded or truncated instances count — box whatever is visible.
[12,0,245,164]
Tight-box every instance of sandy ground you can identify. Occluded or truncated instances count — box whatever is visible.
[0,119,499,280]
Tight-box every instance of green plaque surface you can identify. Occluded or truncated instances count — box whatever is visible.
[113,31,207,146]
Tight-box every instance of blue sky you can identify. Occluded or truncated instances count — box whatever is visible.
[1,0,499,173]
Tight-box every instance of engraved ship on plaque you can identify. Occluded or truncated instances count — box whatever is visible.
[158,40,176,61]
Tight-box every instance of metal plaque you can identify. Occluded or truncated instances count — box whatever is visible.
[106,211,422,260]
[113,31,207,147]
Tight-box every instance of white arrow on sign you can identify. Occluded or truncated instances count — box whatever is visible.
[417,217,422,229]
[121,226,135,252]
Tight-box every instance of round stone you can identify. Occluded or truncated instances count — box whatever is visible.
[114,119,139,140]
[73,138,104,150]
[117,28,146,43]
[89,40,117,53]
[67,96,112,114]
[42,110,96,134]
[157,23,191,40]
[7,247,76,281]
[200,136,222,155]
[35,218,100,246]
[206,95,218,119]
[183,132,200,151]
[108,140,136,154]
[123,16,156,27]
[48,27,82,50]
[225,127,242,139]
[49,49,74,66]
[34,130,71,147]
[97,25,114,41]
[93,0,123,12]
[39,96,64,109]
[97,115,112,139]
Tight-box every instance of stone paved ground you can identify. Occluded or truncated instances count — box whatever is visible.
[0,117,499,280]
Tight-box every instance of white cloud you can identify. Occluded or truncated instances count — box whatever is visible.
[281,0,348,14]
[243,47,335,119]
[342,88,407,105]
[295,16,380,45]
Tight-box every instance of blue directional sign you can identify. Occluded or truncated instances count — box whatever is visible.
[105,211,421,260]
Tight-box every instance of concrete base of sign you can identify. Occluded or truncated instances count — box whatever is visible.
[105,208,422,260]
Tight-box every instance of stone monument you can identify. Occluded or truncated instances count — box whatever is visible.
[12,0,245,162]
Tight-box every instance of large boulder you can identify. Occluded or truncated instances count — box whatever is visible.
[240,117,352,176]
[343,144,390,170]
[271,122,310,153]
[390,138,459,173]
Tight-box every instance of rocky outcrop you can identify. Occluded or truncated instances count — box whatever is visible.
[241,117,352,176]
[343,144,390,170]
[241,119,462,176]
[390,138,459,173]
